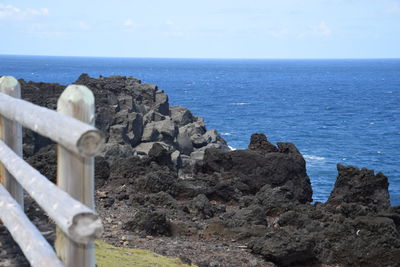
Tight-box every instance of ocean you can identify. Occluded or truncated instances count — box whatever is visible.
[1,55,399,205]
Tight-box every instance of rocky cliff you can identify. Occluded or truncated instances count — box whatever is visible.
[21,74,229,174]
[6,75,399,267]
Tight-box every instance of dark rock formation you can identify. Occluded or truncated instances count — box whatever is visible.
[15,74,400,267]
[196,145,312,203]
[190,194,215,219]
[327,164,391,208]
[20,74,229,170]
[248,133,278,154]
[123,208,172,236]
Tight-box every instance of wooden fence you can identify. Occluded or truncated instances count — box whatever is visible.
[0,76,105,267]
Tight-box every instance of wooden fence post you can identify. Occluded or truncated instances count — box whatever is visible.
[55,85,97,267]
[0,76,24,208]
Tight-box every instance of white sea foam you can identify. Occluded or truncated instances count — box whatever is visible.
[231,102,251,106]
[304,155,326,161]
[221,132,232,136]
[228,145,237,151]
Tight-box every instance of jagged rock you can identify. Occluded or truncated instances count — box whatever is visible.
[170,106,194,127]
[277,142,301,155]
[176,132,193,155]
[249,229,316,266]
[190,150,205,162]
[112,111,143,145]
[171,150,182,169]
[20,74,230,171]
[135,171,178,195]
[134,142,171,156]
[155,91,169,115]
[148,143,173,167]
[143,110,166,124]
[327,164,391,208]
[103,144,134,160]
[108,125,128,144]
[124,208,171,236]
[141,123,160,142]
[198,147,312,203]
[190,194,215,219]
[248,133,278,154]
[179,121,206,138]
[142,119,177,143]
[191,133,208,148]
[142,192,178,209]
[128,112,144,146]
[117,95,134,111]
[204,129,227,145]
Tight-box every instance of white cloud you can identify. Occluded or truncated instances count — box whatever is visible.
[79,21,91,31]
[0,4,48,20]
[123,19,137,31]
[311,21,332,36]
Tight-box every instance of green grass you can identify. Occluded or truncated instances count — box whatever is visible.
[95,240,195,267]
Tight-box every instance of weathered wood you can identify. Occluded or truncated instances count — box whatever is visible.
[0,185,64,267]
[0,76,24,208]
[0,140,103,244]
[0,91,105,157]
[55,85,97,267]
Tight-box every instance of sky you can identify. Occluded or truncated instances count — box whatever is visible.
[0,0,399,59]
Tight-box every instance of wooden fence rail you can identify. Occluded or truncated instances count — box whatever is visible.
[0,76,105,267]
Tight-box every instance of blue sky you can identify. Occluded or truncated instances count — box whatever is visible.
[1,0,399,58]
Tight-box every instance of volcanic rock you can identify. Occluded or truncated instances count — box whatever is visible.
[20,74,228,170]
[327,164,391,208]
[248,133,278,154]
[197,147,312,203]
[124,208,172,236]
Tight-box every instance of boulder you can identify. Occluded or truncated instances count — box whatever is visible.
[117,95,134,111]
[143,110,166,124]
[170,106,194,127]
[179,121,206,138]
[191,133,208,148]
[198,147,312,203]
[190,194,215,219]
[204,129,227,145]
[110,110,143,146]
[134,142,171,156]
[327,164,391,208]
[154,91,169,115]
[124,208,171,236]
[148,142,173,167]
[142,119,177,143]
[171,150,182,169]
[176,132,193,155]
[248,133,278,154]
[103,143,134,160]
[108,125,128,144]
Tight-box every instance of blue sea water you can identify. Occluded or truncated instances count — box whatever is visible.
[1,55,399,205]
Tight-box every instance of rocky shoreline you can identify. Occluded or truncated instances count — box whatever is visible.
[1,74,399,266]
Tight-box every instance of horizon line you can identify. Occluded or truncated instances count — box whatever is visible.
[1,53,400,61]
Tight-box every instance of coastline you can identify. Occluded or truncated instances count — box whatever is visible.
[0,74,398,266]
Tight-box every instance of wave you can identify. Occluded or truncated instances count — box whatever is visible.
[228,145,237,151]
[231,102,251,106]
[304,155,326,161]
[221,132,232,136]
